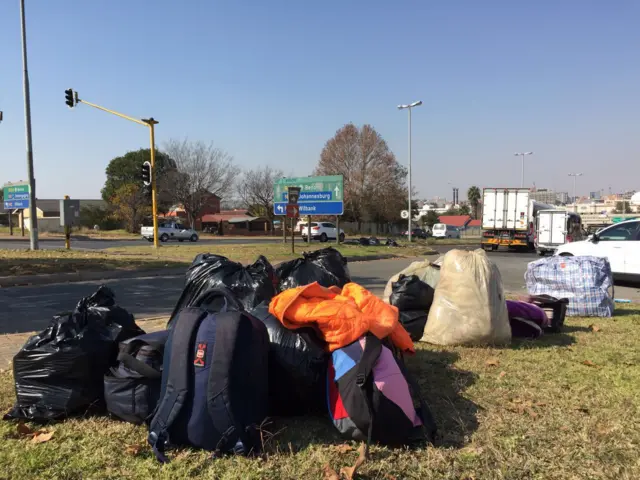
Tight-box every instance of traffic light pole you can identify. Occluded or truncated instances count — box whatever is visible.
[73,98,160,248]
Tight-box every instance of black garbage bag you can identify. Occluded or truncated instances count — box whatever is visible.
[389,274,435,312]
[399,311,429,341]
[5,286,143,422]
[385,238,399,247]
[250,302,329,416]
[169,254,276,325]
[368,236,380,246]
[358,237,370,246]
[276,247,350,291]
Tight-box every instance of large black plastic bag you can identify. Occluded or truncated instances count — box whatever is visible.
[389,274,435,312]
[168,254,276,325]
[5,286,143,422]
[250,302,329,416]
[399,311,428,341]
[276,247,350,291]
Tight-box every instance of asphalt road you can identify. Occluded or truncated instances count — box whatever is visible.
[1,251,637,335]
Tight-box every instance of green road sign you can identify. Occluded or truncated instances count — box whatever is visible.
[273,175,344,216]
[3,183,30,210]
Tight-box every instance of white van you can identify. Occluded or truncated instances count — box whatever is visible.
[432,223,461,239]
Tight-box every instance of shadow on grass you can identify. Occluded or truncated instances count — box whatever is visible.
[408,350,479,448]
[614,308,640,317]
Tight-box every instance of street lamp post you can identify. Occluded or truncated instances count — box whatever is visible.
[514,152,533,188]
[568,173,583,205]
[397,100,422,243]
[19,0,39,250]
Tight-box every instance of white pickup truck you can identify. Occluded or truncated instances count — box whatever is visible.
[141,222,199,243]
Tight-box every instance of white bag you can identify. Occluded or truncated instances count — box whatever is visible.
[421,249,511,346]
[383,257,443,303]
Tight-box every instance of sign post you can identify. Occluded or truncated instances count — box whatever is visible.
[287,187,301,254]
[3,183,30,237]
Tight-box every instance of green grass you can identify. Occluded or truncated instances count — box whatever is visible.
[1,307,638,479]
[0,243,436,277]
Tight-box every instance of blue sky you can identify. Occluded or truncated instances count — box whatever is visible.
[1,0,638,201]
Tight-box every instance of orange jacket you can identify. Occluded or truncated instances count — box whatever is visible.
[269,282,414,353]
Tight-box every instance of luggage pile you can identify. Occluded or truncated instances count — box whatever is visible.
[4,247,436,464]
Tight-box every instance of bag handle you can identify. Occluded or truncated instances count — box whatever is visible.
[117,352,162,379]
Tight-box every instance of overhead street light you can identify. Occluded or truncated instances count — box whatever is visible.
[568,173,583,204]
[397,100,422,243]
[514,152,534,188]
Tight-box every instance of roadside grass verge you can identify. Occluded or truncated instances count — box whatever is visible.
[0,307,638,479]
[0,244,437,277]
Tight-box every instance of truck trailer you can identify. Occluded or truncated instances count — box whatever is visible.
[481,188,554,251]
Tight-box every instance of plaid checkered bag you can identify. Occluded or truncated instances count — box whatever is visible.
[525,256,614,317]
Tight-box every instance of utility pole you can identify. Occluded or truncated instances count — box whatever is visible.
[20,0,39,250]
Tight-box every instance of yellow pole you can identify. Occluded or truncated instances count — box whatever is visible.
[147,119,159,249]
[64,194,71,250]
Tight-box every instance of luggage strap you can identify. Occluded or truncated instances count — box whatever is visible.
[356,335,382,458]
[148,308,208,463]
[117,352,162,379]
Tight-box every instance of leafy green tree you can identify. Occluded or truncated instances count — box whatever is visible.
[458,204,471,216]
[422,210,440,227]
[109,183,151,232]
[467,185,481,219]
[613,201,632,214]
[79,205,121,230]
[102,148,176,215]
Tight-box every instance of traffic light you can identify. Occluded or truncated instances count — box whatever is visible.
[64,88,77,108]
[141,161,151,186]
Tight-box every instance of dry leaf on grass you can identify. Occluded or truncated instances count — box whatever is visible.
[16,422,34,436]
[385,475,398,480]
[340,442,367,480]
[485,358,500,367]
[576,406,590,414]
[322,463,340,480]
[589,324,601,332]
[125,444,143,455]
[334,444,355,454]
[31,431,54,444]
[497,371,507,379]
[582,360,599,368]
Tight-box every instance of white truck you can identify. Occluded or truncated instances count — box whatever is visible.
[481,188,554,251]
[535,210,584,256]
[141,222,199,243]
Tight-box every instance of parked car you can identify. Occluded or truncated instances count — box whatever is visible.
[555,219,640,280]
[403,228,429,239]
[432,223,461,239]
[301,222,345,242]
[141,222,199,243]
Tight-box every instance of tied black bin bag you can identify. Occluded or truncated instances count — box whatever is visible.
[276,247,350,291]
[168,254,276,327]
[250,302,329,416]
[389,274,435,312]
[5,286,143,422]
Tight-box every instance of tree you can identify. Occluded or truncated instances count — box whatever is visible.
[467,186,481,219]
[237,166,284,233]
[79,205,121,230]
[315,123,404,229]
[422,210,440,228]
[458,204,471,216]
[613,201,632,214]
[164,139,238,228]
[102,148,177,219]
[109,183,150,232]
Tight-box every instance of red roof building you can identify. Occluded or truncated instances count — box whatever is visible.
[437,215,472,227]
[467,219,481,227]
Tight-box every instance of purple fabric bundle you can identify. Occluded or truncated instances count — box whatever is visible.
[506,300,551,339]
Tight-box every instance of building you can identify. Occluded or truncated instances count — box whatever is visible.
[589,191,601,200]
[556,192,569,205]
[164,192,221,230]
[529,189,557,205]
[437,215,472,228]
[21,199,107,233]
[199,210,271,236]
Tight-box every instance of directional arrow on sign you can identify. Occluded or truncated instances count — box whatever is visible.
[334,185,341,199]
[276,204,284,214]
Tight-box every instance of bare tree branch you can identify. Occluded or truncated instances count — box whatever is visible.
[164,138,238,227]
[237,166,284,228]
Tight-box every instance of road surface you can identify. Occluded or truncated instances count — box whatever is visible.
[1,251,637,335]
